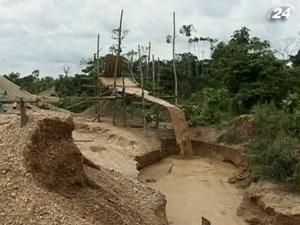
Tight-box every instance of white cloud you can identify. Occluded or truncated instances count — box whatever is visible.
[0,0,299,76]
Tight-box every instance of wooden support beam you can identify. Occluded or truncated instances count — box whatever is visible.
[155,105,160,129]
[112,98,116,126]
[20,98,28,128]
[152,54,155,96]
[131,102,152,106]
[159,95,177,99]
[63,96,120,100]
[0,99,37,104]
[113,9,124,89]
[96,33,101,122]
[138,44,146,133]
[81,84,105,88]
[65,99,88,109]
[156,57,161,129]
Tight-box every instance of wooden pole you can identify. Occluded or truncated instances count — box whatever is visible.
[152,54,155,96]
[20,98,28,128]
[94,54,98,116]
[138,45,146,132]
[172,11,178,105]
[122,55,126,127]
[146,41,151,83]
[96,34,101,122]
[155,57,161,128]
[113,9,124,126]
[113,98,116,126]
[113,9,124,90]
[157,57,161,89]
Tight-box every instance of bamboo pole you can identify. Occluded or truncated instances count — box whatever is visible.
[122,58,126,127]
[138,45,146,133]
[66,99,88,109]
[152,54,155,96]
[155,57,161,128]
[146,41,151,82]
[113,9,124,90]
[157,57,161,89]
[94,54,98,116]
[20,98,28,128]
[113,9,124,126]
[96,34,101,122]
[172,11,178,105]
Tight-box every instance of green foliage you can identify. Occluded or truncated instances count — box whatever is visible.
[247,132,298,183]
[290,49,300,67]
[5,72,55,94]
[185,88,234,126]
[246,103,300,190]
[206,27,294,113]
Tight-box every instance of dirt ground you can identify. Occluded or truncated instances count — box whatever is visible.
[139,156,247,225]
[69,116,248,225]
[2,108,300,225]
[0,112,167,225]
[73,116,162,178]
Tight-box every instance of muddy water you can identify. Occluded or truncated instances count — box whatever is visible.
[139,156,246,225]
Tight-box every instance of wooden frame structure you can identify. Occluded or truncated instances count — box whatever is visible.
[0,98,37,127]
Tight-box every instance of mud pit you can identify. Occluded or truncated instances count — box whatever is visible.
[139,156,247,225]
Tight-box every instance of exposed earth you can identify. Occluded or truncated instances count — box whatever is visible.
[1,108,300,225]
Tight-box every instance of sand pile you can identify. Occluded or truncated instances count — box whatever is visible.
[0,112,167,225]
[24,117,89,190]
[0,75,36,100]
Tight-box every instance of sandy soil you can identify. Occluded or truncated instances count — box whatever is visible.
[139,156,247,225]
[0,112,167,225]
[73,117,161,178]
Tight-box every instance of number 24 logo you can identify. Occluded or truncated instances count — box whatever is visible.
[269,5,294,20]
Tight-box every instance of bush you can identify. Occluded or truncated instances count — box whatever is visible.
[246,103,300,190]
[247,133,298,183]
[185,88,234,126]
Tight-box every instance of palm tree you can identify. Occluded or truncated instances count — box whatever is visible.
[179,24,195,75]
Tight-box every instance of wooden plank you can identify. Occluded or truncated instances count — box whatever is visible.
[0,99,37,103]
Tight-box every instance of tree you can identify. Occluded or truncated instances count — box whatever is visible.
[230,26,250,44]
[5,72,20,83]
[179,24,195,75]
[32,69,40,77]
[62,65,71,76]
[274,37,300,60]
[290,49,300,67]
[207,27,291,112]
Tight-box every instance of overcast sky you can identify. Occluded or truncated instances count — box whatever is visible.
[0,0,299,76]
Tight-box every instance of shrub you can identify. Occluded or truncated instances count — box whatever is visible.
[246,103,300,190]
[185,88,234,126]
[247,133,298,183]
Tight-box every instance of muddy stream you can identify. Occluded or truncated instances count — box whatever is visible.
[139,156,246,225]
